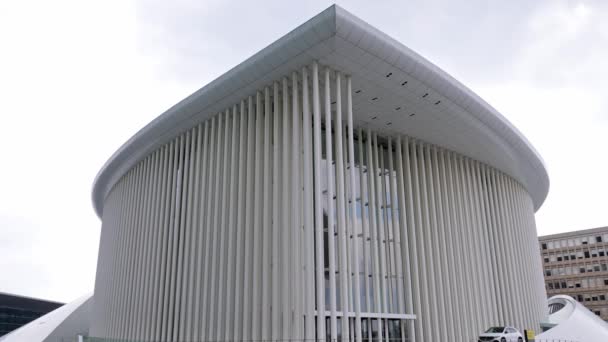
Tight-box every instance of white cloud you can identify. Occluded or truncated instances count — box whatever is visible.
[0,0,191,302]
[471,1,608,235]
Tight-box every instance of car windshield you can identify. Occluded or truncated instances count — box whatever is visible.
[485,327,505,333]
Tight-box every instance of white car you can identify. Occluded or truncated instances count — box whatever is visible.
[478,326,524,342]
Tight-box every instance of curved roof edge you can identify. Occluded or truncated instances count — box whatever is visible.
[0,294,91,342]
[538,295,608,341]
[92,4,549,218]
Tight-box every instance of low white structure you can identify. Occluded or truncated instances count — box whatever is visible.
[0,294,91,342]
[537,295,608,342]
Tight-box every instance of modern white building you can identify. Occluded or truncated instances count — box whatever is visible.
[86,5,549,342]
[537,295,608,341]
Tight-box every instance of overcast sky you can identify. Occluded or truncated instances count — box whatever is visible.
[0,0,606,303]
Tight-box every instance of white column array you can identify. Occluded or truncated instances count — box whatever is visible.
[90,63,547,342]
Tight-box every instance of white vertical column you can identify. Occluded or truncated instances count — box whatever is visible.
[134,152,154,340]
[387,139,403,316]
[422,144,447,341]
[312,61,327,341]
[196,121,210,340]
[97,168,115,337]
[513,178,536,329]
[438,149,460,338]
[183,129,196,339]
[169,134,186,341]
[374,136,389,323]
[215,110,231,341]
[150,145,169,341]
[514,177,534,330]
[498,171,523,329]
[494,168,517,324]
[366,129,383,340]
[301,66,316,341]
[410,140,431,341]
[357,129,370,318]
[143,149,161,340]
[281,76,293,340]
[415,142,439,341]
[482,164,506,324]
[471,160,499,327]
[161,139,178,341]
[509,178,528,328]
[261,86,272,341]
[473,159,496,328]
[179,128,197,341]
[166,134,182,341]
[325,67,338,342]
[131,152,148,340]
[128,155,144,340]
[458,155,482,334]
[345,75,362,342]
[271,81,281,342]
[114,164,137,338]
[184,124,201,341]
[101,167,117,337]
[395,137,416,342]
[224,106,239,340]
[402,137,424,341]
[488,166,510,324]
[501,175,521,327]
[200,122,212,341]
[242,96,256,340]
[334,86,349,341]
[233,100,248,342]
[292,71,304,340]
[251,91,264,341]
[376,144,393,316]
[427,146,451,341]
[449,152,474,339]
[115,162,138,338]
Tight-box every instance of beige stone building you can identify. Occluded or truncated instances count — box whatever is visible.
[539,226,608,321]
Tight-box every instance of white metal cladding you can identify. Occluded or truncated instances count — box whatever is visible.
[91,5,549,220]
[90,63,548,342]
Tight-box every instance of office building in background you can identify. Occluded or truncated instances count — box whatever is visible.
[539,226,608,321]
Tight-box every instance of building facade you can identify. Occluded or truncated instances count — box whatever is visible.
[89,5,550,342]
[539,226,608,321]
[0,292,63,337]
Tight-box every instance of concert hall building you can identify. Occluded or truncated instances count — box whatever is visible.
[86,5,550,342]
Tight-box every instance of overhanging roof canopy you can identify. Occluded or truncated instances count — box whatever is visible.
[92,5,549,218]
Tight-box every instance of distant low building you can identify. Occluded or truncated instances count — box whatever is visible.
[0,292,63,336]
[539,226,608,321]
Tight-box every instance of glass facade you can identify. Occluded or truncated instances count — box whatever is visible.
[318,130,407,316]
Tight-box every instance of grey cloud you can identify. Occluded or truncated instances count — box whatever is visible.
[135,0,544,86]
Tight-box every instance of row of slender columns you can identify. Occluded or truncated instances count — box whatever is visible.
[91,61,547,342]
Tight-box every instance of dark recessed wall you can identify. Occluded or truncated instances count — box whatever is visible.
[0,292,64,336]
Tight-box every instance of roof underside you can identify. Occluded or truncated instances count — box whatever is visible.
[92,5,549,218]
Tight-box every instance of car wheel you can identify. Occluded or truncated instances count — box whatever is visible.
[501,338,506,342]
[518,338,523,342]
